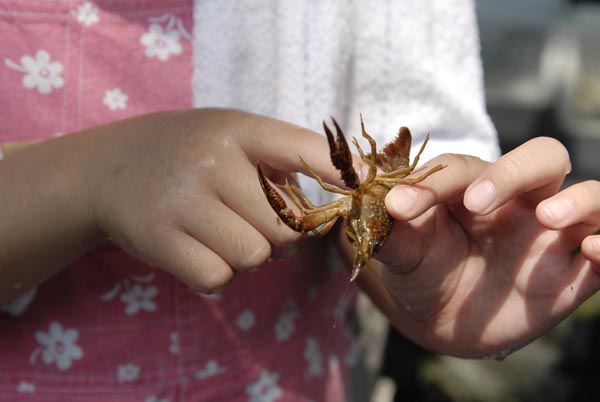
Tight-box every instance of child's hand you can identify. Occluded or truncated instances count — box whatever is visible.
[537,180,600,266]
[354,137,600,358]
[0,109,337,301]
[86,109,337,293]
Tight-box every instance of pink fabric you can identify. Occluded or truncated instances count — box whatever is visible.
[0,1,355,401]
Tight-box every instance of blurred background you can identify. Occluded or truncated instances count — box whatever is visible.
[480,0,600,181]
[364,0,600,401]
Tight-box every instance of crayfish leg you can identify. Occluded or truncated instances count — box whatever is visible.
[298,157,350,196]
[352,136,367,161]
[311,216,340,237]
[359,114,378,184]
[375,164,446,185]
[279,178,312,210]
[409,133,431,171]
[256,163,350,233]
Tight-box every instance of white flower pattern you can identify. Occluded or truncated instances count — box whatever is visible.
[120,284,157,315]
[246,370,282,402]
[30,322,83,371]
[74,2,100,27]
[117,362,140,383]
[139,13,191,62]
[101,273,158,315]
[169,332,180,354]
[16,381,35,393]
[195,360,226,380]
[236,309,255,331]
[274,299,299,342]
[140,23,182,61]
[103,87,128,110]
[4,50,64,94]
[304,337,323,378]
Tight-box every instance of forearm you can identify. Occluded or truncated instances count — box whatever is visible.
[0,135,102,303]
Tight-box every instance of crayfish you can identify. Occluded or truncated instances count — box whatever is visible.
[257,116,445,282]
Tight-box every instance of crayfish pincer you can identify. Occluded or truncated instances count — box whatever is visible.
[257,116,445,282]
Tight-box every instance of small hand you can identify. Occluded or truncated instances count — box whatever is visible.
[87,109,337,293]
[537,179,600,266]
[358,137,600,357]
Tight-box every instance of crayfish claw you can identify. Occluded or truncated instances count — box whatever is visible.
[256,163,303,231]
[323,118,360,190]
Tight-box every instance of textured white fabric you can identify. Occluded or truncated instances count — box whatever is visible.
[192,0,500,205]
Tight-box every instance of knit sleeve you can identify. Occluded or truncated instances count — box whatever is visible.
[192,0,499,205]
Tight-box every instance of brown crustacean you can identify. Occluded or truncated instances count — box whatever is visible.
[257,116,445,282]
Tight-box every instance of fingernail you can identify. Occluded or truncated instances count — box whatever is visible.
[390,186,418,216]
[540,198,574,225]
[464,180,496,214]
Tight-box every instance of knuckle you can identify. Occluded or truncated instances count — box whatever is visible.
[215,225,272,272]
[194,268,234,294]
[443,153,472,170]
[437,153,482,177]
[578,180,600,207]
[234,238,272,272]
[251,115,279,147]
[531,137,572,173]
[236,241,271,271]
[583,179,600,196]
[499,151,528,178]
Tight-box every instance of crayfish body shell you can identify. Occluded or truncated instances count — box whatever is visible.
[343,183,394,281]
[257,116,445,282]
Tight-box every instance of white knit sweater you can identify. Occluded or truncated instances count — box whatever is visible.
[192,0,500,204]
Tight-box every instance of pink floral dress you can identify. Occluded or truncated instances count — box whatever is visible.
[0,1,356,401]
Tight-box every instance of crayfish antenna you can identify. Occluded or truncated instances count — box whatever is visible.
[328,280,353,341]
[327,260,373,341]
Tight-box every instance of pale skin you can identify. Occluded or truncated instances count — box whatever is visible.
[0,109,336,302]
[354,137,600,358]
[2,109,599,360]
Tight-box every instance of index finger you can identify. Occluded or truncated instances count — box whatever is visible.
[464,137,571,215]
[241,113,346,187]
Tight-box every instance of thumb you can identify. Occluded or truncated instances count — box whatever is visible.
[375,208,437,274]
[373,206,468,321]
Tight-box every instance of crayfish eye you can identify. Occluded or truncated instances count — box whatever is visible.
[373,240,382,252]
